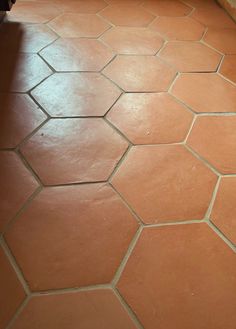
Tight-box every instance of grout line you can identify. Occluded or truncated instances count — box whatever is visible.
[113,287,145,329]
[143,219,206,228]
[107,144,132,181]
[204,176,221,219]
[5,296,30,329]
[104,116,132,144]
[207,220,236,252]
[183,114,197,143]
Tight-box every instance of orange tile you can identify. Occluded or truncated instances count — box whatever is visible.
[183,0,216,8]
[143,0,192,16]
[5,184,138,290]
[0,53,52,92]
[171,73,236,113]
[0,22,57,53]
[11,290,137,329]
[103,55,176,92]
[100,5,155,27]
[53,0,107,13]
[40,38,114,71]
[204,28,236,54]
[187,115,236,174]
[48,13,110,38]
[31,73,121,117]
[20,119,128,185]
[118,224,236,329]
[220,54,236,83]
[0,152,38,233]
[0,246,25,329]
[101,27,163,55]
[191,5,236,28]
[105,0,142,4]
[211,177,236,244]
[107,93,193,144]
[111,145,217,223]
[159,41,221,72]
[0,93,46,149]
[149,16,205,41]
[8,1,61,23]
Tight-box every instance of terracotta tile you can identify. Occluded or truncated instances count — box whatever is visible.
[20,118,128,185]
[187,115,236,174]
[31,73,121,117]
[0,22,57,53]
[101,27,163,55]
[53,0,107,13]
[143,0,192,16]
[48,13,110,38]
[40,38,114,72]
[103,55,176,92]
[0,246,25,329]
[171,73,236,113]
[149,17,205,41]
[100,5,155,27]
[183,0,216,8]
[111,145,216,223]
[211,177,236,244]
[0,53,52,92]
[159,41,221,72]
[11,290,137,329]
[191,5,236,28]
[8,1,61,23]
[117,224,236,329]
[204,28,236,54]
[5,183,138,290]
[0,152,38,233]
[107,93,193,144]
[0,93,46,149]
[220,55,236,83]
[105,0,142,4]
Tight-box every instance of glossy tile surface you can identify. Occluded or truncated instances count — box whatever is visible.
[187,116,236,174]
[118,224,236,329]
[107,93,193,144]
[20,119,128,185]
[1,1,236,328]
[6,184,138,290]
[31,73,121,117]
[11,290,137,329]
[111,145,217,223]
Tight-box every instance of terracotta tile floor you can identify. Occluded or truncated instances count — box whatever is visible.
[0,0,236,328]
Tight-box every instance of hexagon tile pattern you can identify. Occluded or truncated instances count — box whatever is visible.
[1,0,236,328]
[5,183,138,290]
[111,145,217,224]
[118,224,236,329]
[20,118,128,185]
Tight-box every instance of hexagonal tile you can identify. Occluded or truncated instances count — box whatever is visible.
[0,93,47,149]
[190,5,236,28]
[0,246,25,329]
[107,93,193,144]
[8,1,62,23]
[159,42,221,72]
[143,0,192,16]
[20,118,128,185]
[171,73,236,113]
[10,290,137,329]
[101,27,163,55]
[204,28,236,54]
[99,5,155,27]
[31,73,121,117]
[40,38,114,72]
[5,183,138,290]
[149,16,205,41]
[0,152,38,233]
[117,224,236,329]
[53,0,108,13]
[210,177,236,244]
[111,145,217,223]
[48,13,110,38]
[0,53,52,92]
[220,55,236,83]
[187,115,236,174]
[0,23,58,53]
[103,55,176,92]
